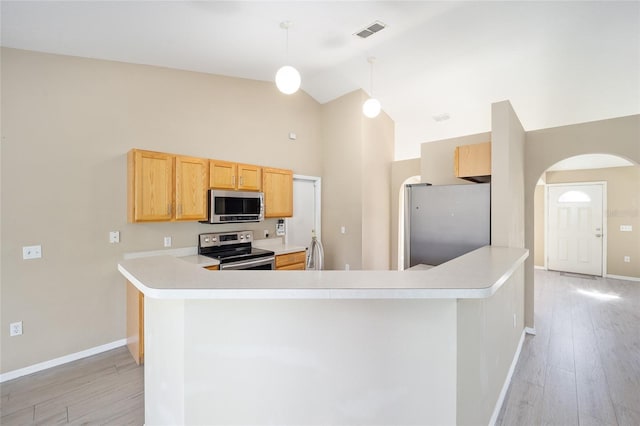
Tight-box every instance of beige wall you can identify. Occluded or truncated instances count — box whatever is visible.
[362,105,395,270]
[1,48,396,374]
[534,166,640,277]
[491,101,525,248]
[390,158,421,270]
[0,48,326,374]
[320,91,364,271]
[320,91,394,271]
[524,115,640,328]
[457,264,524,425]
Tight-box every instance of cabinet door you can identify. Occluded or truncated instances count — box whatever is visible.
[175,156,209,221]
[128,150,174,222]
[275,251,306,270]
[237,164,262,191]
[210,160,237,190]
[126,281,144,365]
[263,167,293,218]
[454,142,491,178]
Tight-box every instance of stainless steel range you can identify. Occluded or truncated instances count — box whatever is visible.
[198,231,275,270]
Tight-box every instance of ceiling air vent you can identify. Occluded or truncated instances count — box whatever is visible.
[354,21,387,39]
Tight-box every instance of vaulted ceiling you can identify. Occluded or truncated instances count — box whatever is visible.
[2,1,639,159]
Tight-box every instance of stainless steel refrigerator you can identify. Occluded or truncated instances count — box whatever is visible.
[404,183,491,268]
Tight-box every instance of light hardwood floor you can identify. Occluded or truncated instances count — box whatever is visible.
[497,269,640,426]
[0,346,143,425]
[1,269,638,425]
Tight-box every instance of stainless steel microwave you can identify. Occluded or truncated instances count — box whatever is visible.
[204,190,264,224]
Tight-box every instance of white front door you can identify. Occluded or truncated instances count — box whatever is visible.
[547,183,604,276]
[286,176,321,249]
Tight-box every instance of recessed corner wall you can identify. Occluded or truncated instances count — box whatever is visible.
[320,90,394,271]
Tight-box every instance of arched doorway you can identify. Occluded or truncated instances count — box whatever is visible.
[397,175,421,270]
[526,147,639,333]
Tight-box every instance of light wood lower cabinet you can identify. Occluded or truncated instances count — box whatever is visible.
[275,250,307,270]
[126,281,144,365]
[204,265,220,271]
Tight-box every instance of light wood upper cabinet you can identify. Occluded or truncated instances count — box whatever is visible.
[210,160,237,190]
[210,160,262,191]
[128,149,209,222]
[128,149,174,222]
[454,142,491,181]
[175,156,209,221]
[237,163,261,191]
[263,167,293,218]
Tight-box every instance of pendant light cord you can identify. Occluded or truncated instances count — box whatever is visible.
[368,56,376,97]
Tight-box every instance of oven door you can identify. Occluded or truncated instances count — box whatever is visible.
[219,256,275,270]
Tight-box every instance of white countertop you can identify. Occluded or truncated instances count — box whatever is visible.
[252,237,307,255]
[118,246,528,300]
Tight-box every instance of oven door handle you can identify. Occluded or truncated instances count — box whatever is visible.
[219,256,275,270]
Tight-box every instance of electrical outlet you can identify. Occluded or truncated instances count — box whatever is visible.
[624,256,631,263]
[164,236,172,248]
[109,231,120,243]
[345,263,350,271]
[10,321,23,336]
[22,245,42,260]
[620,225,633,232]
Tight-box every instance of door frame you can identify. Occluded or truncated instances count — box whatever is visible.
[544,181,607,276]
[286,174,322,244]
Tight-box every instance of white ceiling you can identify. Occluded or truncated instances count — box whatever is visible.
[1,1,639,160]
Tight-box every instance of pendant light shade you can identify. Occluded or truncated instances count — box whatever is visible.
[362,97,381,118]
[275,65,301,95]
[363,56,381,118]
[276,21,300,95]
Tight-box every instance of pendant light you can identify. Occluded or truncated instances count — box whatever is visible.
[275,21,301,95]
[362,56,381,118]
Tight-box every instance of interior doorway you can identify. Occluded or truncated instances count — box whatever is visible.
[286,175,322,250]
[546,182,606,276]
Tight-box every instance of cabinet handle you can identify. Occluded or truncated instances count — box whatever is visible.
[240,176,244,186]
[178,205,183,216]
[232,175,236,186]
[167,204,171,216]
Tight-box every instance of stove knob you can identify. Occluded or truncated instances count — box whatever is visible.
[212,237,217,242]
[204,237,210,243]
[245,233,251,240]
[239,235,244,240]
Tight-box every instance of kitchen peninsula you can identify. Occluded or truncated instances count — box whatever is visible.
[118,246,528,425]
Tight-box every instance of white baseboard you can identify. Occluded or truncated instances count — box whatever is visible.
[534,265,546,270]
[489,329,526,426]
[525,327,536,335]
[0,339,127,383]
[606,274,640,282]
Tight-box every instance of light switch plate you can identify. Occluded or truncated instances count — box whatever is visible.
[23,245,42,260]
[109,231,120,243]
[620,225,632,232]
